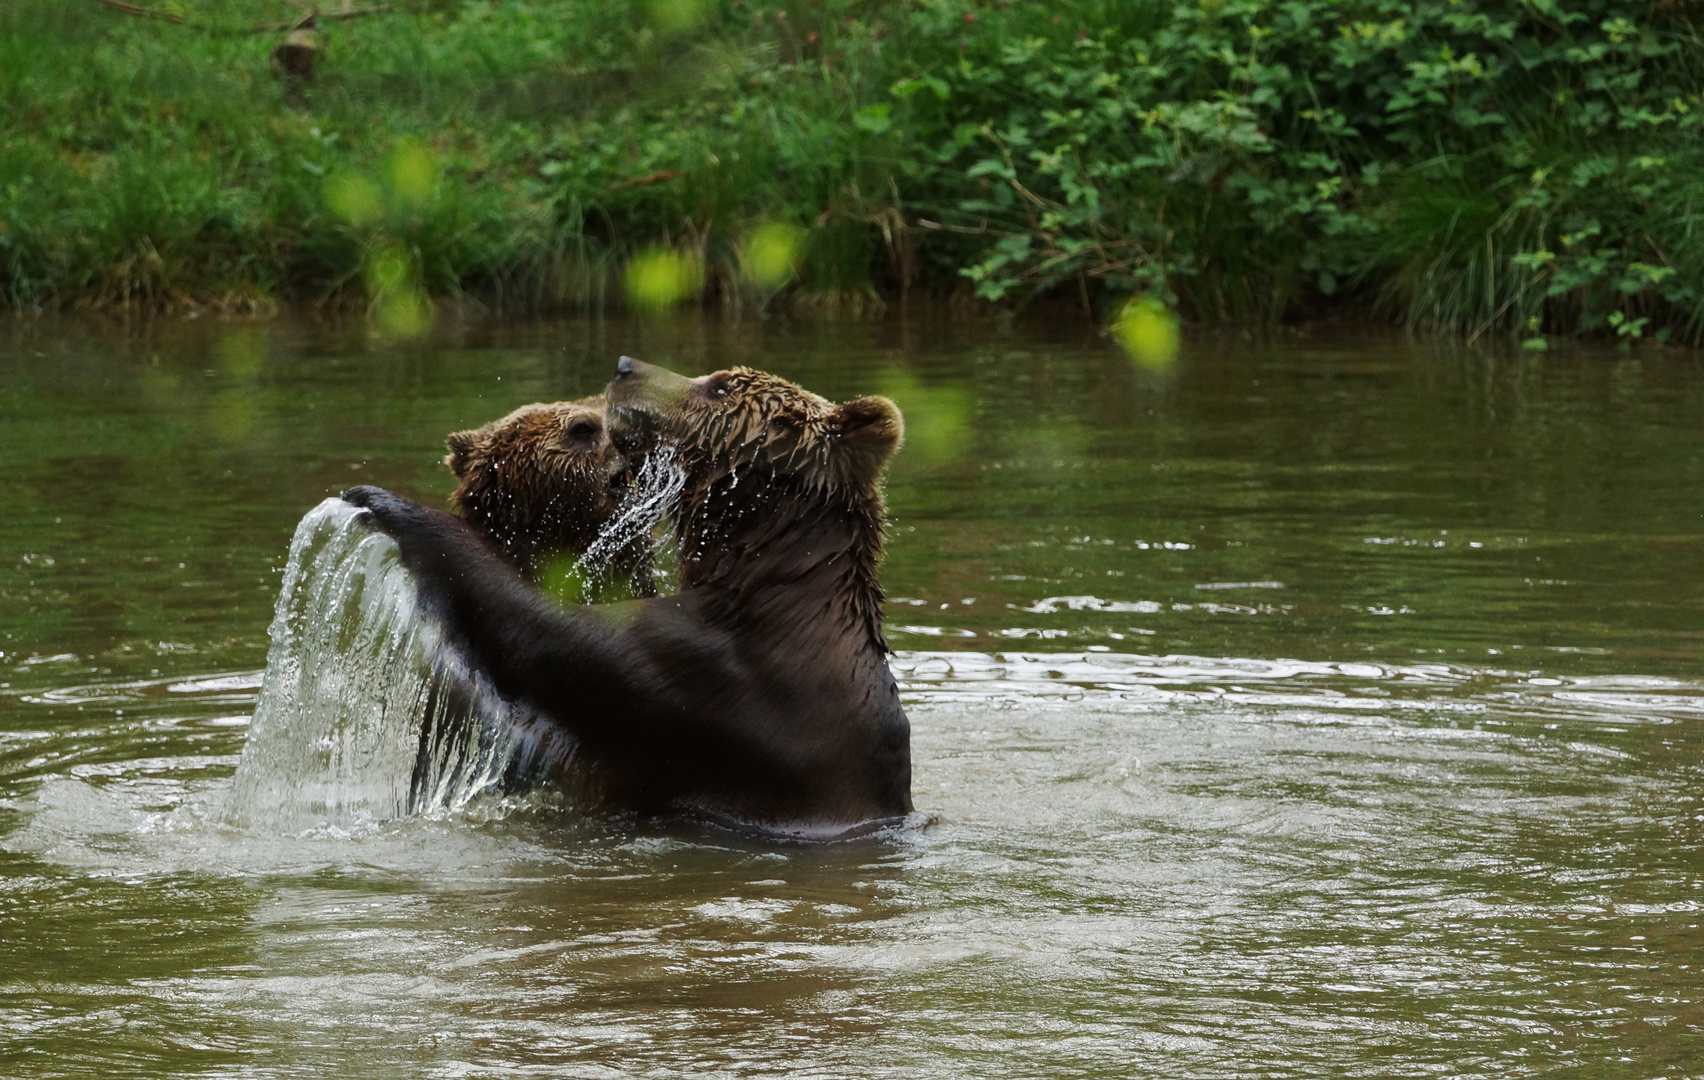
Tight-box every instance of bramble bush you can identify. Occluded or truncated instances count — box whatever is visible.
[3,0,1702,343]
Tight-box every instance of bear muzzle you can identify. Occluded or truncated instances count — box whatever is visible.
[606,355,694,453]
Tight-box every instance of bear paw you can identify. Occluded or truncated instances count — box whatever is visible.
[340,485,431,537]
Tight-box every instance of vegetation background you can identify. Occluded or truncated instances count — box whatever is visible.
[3,0,1702,345]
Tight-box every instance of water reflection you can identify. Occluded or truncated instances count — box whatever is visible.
[3,318,1701,679]
[210,828,908,1076]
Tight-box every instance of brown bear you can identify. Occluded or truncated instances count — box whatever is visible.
[444,396,655,601]
[343,356,912,836]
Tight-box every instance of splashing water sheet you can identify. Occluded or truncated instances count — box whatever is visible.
[578,443,687,594]
[229,451,691,831]
[223,499,574,832]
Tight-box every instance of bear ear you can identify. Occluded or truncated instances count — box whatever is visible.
[830,395,904,481]
[444,430,479,478]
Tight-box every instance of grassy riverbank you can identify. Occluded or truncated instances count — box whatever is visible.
[4,0,1704,344]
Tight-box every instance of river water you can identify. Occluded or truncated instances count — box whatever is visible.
[1,315,1700,1077]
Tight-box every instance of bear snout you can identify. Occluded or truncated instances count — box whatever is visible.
[606,356,694,408]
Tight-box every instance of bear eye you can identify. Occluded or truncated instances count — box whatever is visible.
[566,420,599,441]
[703,375,732,400]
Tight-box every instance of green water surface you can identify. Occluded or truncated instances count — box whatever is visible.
[0,315,1700,1078]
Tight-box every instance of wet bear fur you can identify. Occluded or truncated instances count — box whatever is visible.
[344,357,913,835]
[444,397,654,598]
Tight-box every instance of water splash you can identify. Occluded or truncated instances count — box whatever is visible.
[224,499,570,831]
[227,452,688,831]
[579,445,686,593]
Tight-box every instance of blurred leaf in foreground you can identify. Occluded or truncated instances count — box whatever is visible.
[743,223,806,291]
[1113,297,1181,372]
[626,248,703,311]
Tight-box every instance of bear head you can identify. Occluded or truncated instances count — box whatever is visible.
[604,356,903,603]
[605,357,903,499]
[445,397,644,586]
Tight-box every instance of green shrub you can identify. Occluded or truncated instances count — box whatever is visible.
[3,0,1702,342]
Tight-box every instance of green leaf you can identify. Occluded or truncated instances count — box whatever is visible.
[891,76,950,101]
[853,105,893,135]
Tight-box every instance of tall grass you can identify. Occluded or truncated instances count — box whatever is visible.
[4,0,1704,343]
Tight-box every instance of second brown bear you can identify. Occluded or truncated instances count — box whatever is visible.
[444,397,655,599]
